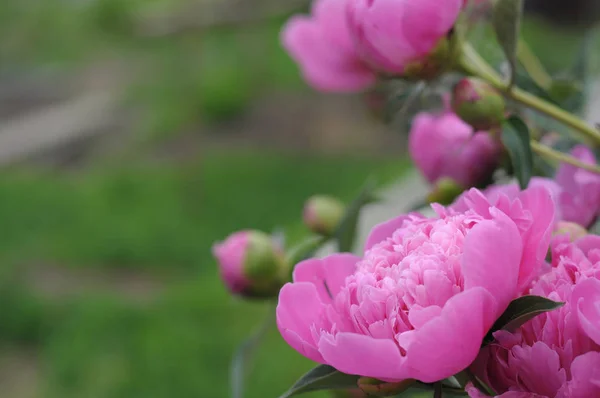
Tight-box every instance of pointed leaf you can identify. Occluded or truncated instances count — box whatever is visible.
[492,0,524,87]
[501,115,533,189]
[334,178,379,252]
[484,295,564,344]
[286,236,328,272]
[231,309,275,398]
[279,365,360,398]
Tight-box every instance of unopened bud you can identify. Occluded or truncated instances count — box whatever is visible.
[303,195,346,237]
[553,222,588,242]
[212,230,288,298]
[451,77,505,130]
[427,178,465,205]
[357,377,415,397]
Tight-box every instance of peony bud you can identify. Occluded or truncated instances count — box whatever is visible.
[451,77,505,130]
[427,177,465,205]
[553,221,588,242]
[303,195,346,236]
[212,230,287,298]
[357,377,415,397]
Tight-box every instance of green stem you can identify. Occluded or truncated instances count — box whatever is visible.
[460,43,600,146]
[531,140,600,175]
[517,39,552,90]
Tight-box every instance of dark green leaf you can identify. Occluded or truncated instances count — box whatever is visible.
[334,178,379,252]
[484,295,564,344]
[492,0,524,87]
[231,309,275,398]
[279,365,360,398]
[501,115,533,189]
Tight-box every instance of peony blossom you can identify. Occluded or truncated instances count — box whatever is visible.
[281,0,376,92]
[409,111,501,188]
[346,0,463,75]
[470,235,600,397]
[277,187,554,383]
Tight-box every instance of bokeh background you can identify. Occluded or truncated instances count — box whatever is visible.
[0,1,598,397]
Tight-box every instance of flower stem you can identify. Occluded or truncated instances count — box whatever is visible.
[460,43,600,146]
[530,140,600,175]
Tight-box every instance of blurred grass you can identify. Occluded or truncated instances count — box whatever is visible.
[0,150,410,398]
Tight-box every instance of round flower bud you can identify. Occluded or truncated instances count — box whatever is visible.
[553,221,588,242]
[451,77,506,130]
[357,377,415,397]
[212,230,288,298]
[303,195,346,237]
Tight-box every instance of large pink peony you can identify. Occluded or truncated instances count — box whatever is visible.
[469,235,600,397]
[277,187,555,383]
[346,0,463,74]
[281,0,376,92]
[409,111,501,188]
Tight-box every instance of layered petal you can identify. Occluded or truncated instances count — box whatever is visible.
[572,277,600,346]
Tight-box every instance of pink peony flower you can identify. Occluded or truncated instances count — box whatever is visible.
[470,235,600,398]
[409,111,501,188]
[281,0,376,92]
[346,0,463,75]
[277,187,554,383]
[554,145,600,228]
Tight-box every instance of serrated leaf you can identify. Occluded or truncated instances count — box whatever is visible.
[231,310,275,398]
[484,295,564,344]
[492,0,524,87]
[279,365,360,398]
[501,115,533,189]
[334,178,379,252]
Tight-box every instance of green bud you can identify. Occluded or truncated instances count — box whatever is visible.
[303,195,346,237]
[427,178,465,205]
[357,377,415,397]
[451,77,506,131]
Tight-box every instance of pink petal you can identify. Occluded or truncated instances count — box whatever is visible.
[557,352,600,397]
[293,255,360,302]
[364,213,423,251]
[403,287,498,383]
[317,332,409,381]
[276,282,326,363]
[281,16,375,92]
[462,213,522,311]
[400,0,463,56]
[467,384,543,398]
[515,186,556,290]
[572,278,600,345]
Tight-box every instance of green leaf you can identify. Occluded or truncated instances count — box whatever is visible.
[334,178,379,252]
[501,115,533,190]
[484,295,564,344]
[492,0,524,87]
[230,309,275,398]
[279,365,360,398]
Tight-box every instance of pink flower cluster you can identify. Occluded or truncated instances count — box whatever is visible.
[277,186,555,382]
[281,0,463,91]
[470,235,600,397]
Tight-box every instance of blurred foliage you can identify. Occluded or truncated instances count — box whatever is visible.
[0,151,408,398]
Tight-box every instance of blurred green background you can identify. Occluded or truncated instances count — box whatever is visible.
[0,0,597,397]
